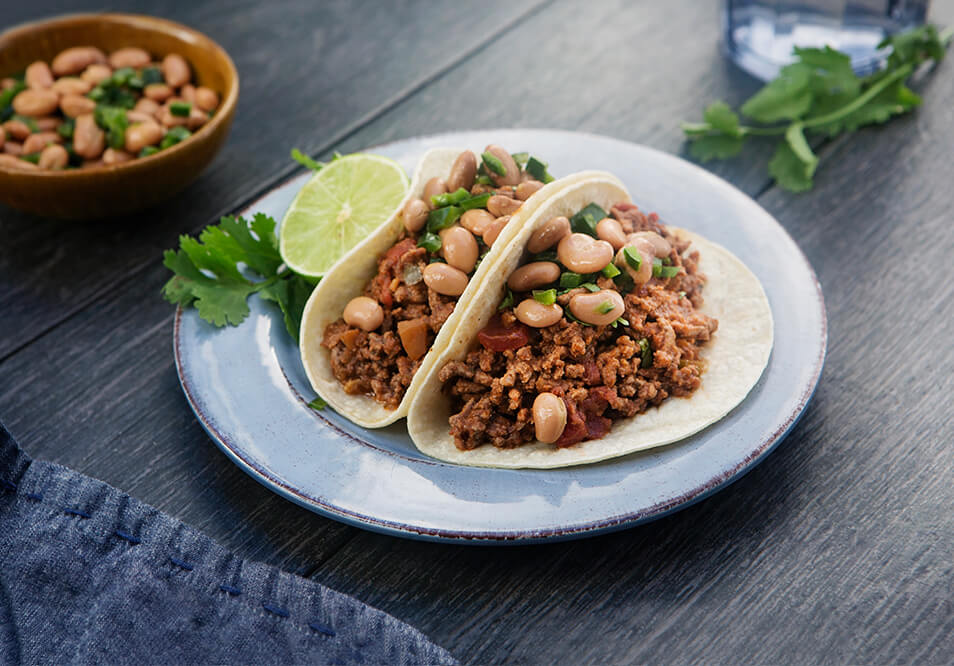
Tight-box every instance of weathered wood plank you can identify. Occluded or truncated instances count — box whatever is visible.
[0,0,546,359]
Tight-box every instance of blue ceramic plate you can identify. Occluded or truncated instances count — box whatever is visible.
[175,129,826,543]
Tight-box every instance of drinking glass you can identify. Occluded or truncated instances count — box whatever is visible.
[724,0,930,80]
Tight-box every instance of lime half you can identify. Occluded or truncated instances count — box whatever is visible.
[279,154,409,277]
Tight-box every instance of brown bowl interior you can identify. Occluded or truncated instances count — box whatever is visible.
[0,13,238,219]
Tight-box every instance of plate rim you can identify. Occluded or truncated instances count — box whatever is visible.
[173,128,828,544]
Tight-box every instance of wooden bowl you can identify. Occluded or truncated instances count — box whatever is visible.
[0,13,238,219]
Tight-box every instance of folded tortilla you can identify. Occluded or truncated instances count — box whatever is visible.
[299,147,610,427]
[406,175,774,467]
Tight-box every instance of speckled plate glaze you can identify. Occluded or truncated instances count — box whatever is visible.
[174,129,826,544]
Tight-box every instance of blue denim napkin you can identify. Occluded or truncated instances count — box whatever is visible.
[0,423,456,665]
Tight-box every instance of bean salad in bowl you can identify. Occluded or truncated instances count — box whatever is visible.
[1,44,220,171]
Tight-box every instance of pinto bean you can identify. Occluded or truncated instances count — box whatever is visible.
[515,179,544,201]
[402,198,429,232]
[158,105,188,128]
[12,89,59,117]
[126,111,154,124]
[460,208,495,236]
[397,318,429,361]
[527,216,570,254]
[482,215,510,247]
[102,148,133,165]
[3,141,22,156]
[440,225,479,273]
[144,83,173,102]
[484,144,520,186]
[3,120,30,141]
[109,47,151,69]
[568,289,625,326]
[52,77,92,96]
[0,153,37,169]
[487,195,521,217]
[162,53,191,88]
[596,218,627,250]
[134,97,160,116]
[446,151,477,192]
[508,261,561,292]
[1,78,16,90]
[34,117,61,132]
[81,64,113,85]
[38,143,69,169]
[627,231,672,257]
[342,296,384,331]
[51,46,106,76]
[533,393,567,444]
[22,132,60,155]
[422,177,447,210]
[60,94,96,118]
[0,126,5,149]
[195,86,219,111]
[186,107,209,130]
[514,299,563,328]
[73,113,105,159]
[25,61,54,89]
[557,233,614,274]
[615,246,653,285]
[423,263,469,296]
[124,119,162,154]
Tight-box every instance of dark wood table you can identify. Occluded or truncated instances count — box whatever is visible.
[3,2,953,662]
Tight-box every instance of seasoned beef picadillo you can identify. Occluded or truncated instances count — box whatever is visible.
[321,146,551,409]
[439,202,718,450]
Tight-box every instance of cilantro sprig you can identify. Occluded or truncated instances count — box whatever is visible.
[683,25,950,192]
[162,213,315,341]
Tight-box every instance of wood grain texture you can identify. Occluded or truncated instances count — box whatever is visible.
[2,0,954,663]
[0,0,545,359]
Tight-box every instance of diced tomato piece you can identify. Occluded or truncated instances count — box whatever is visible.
[477,315,530,351]
[397,318,429,361]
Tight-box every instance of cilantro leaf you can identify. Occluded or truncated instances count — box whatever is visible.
[768,140,815,193]
[741,62,815,122]
[308,395,327,410]
[688,133,744,162]
[796,46,860,97]
[162,214,316,337]
[703,101,742,136]
[291,148,324,171]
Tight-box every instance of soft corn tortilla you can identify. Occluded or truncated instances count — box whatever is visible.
[406,177,774,467]
[299,147,610,427]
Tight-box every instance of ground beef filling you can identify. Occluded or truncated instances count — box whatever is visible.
[439,204,718,450]
[322,236,456,410]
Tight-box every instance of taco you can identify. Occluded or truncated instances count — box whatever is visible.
[406,174,774,467]
[299,146,603,427]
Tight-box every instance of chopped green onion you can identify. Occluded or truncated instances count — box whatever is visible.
[498,288,514,311]
[613,271,635,293]
[57,118,75,139]
[657,265,680,278]
[615,316,629,327]
[0,80,26,110]
[159,126,191,149]
[170,101,191,117]
[93,105,128,150]
[431,188,470,208]
[291,148,323,170]
[601,262,620,278]
[12,115,38,132]
[525,156,554,183]
[623,246,642,270]
[481,151,506,176]
[20,152,40,164]
[532,250,558,263]
[458,192,492,211]
[662,257,672,265]
[559,272,583,289]
[140,66,163,86]
[139,146,159,158]
[475,174,493,186]
[307,395,327,410]
[426,205,462,232]
[428,256,446,264]
[111,67,135,86]
[581,283,601,292]
[638,338,652,368]
[565,310,592,326]
[532,289,557,305]
[417,232,442,253]
[678,290,687,298]
[569,203,607,236]
[511,152,529,169]
[595,300,615,315]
